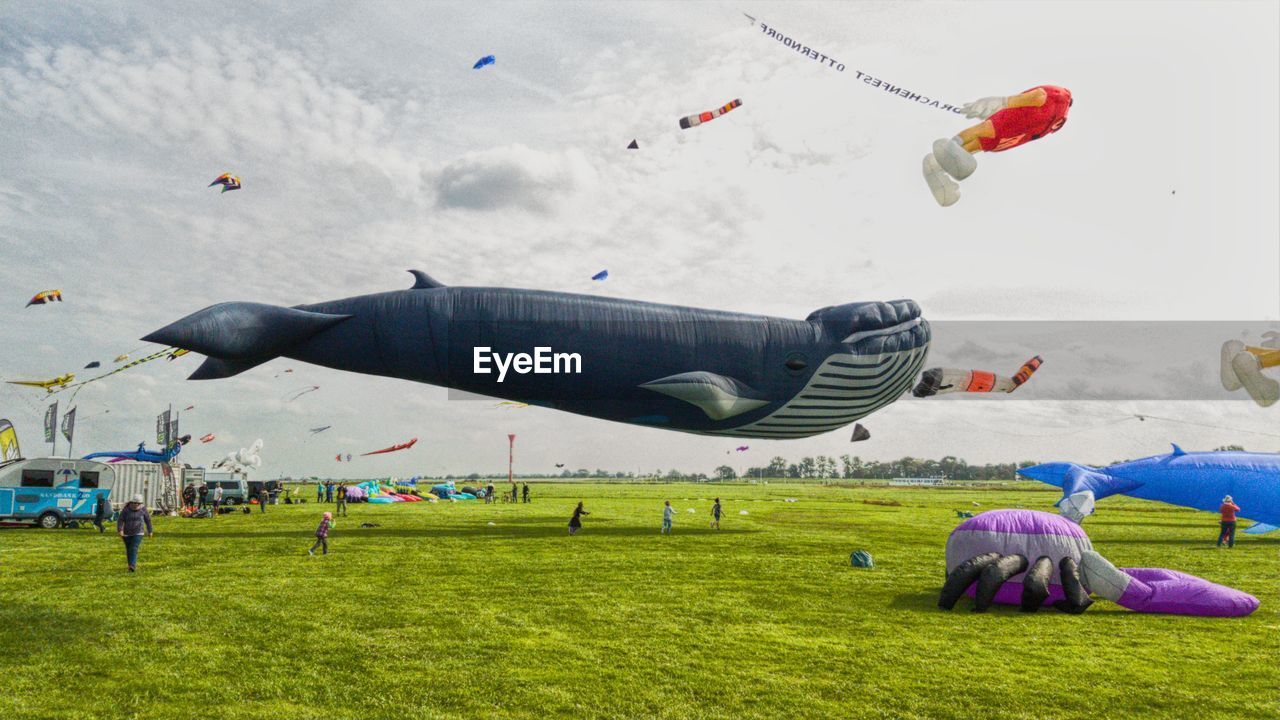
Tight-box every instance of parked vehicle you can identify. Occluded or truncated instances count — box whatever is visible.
[0,457,115,528]
[204,472,248,504]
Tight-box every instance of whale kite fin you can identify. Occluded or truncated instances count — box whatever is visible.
[408,270,446,290]
[143,302,351,378]
[189,357,273,380]
[1170,444,1187,456]
[1244,522,1280,535]
[640,371,770,420]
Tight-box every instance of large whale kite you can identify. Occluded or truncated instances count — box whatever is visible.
[144,271,930,439]
[1019,446,1280,534]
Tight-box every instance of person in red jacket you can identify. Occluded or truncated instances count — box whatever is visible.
[923,85,1073,206]
[1218,495,1241,548]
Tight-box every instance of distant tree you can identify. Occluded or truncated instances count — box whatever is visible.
[666,469,683,479]
[767,456,788,477]
[714,465,737,480]
[799,457,816,478]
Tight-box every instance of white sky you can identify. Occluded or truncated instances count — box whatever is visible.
[1,1,1277,477]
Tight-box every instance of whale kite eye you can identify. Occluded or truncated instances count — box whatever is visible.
[785,357,807,371]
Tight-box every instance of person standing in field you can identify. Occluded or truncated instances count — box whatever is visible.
[310,511,333,556]
[198,482,208,509]
[325,481,334,503]
[522,483,529,503]
[316,482,324,503]
[1218,495,1241,548]
[711,498,722,530]
[258,486,269,513]
[568,501,588,536]
[93,493,111,533]
[212,484,223,516]
[335,483,348,517]
[117,494,153,572]
[662,500,676,535]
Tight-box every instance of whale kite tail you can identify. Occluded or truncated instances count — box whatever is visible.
[1018,462,1144,523]
[142,302,352,380]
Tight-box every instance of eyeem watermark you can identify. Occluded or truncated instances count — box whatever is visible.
[473,347,582,382]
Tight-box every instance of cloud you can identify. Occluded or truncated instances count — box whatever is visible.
[434,145,595,213]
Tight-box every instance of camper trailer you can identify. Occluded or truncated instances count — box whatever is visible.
[0,457,116,528]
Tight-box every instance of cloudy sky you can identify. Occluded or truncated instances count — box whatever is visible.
[1,1,1277,478]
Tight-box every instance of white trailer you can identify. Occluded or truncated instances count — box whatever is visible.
[110,461,182,512]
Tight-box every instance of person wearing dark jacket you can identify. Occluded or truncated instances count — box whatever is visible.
[198,483,208,509]
[568,501,589,536]
[335,483,348,517]
[93,494,111,533]
[117,494,154,572]
[258,487,269,513]
[522,483,529,503]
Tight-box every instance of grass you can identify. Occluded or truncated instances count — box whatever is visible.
[1,481,1275,720]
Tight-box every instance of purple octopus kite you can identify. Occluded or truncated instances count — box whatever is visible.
[938,509,1258,617]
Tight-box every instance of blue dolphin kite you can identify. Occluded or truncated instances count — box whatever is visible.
[144,270,929,439]
[1020,445,1280,534]
[473,55,495,70]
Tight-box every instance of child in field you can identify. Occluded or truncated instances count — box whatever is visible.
[568,501,588,536]
[310,512,333,555]
[711,498,722,529]
[662,500,676,534]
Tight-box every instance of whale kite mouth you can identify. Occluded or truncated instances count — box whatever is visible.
[843,316,925,346]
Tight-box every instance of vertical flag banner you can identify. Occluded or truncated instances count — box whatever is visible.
[61,406,76,443]
[44,402,58,443]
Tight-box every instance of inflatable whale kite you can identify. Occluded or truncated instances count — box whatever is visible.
[144,271,930,439]
[1020,446,1280,534]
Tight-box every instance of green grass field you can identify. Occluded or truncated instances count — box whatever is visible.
[2,482,1275,720]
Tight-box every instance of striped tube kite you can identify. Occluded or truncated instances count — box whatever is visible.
[912,356,1042,398]
[26,290,63,307]
[679,99,742,130]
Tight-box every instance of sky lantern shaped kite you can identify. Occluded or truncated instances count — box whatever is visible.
[939,509,1258,617]
[26,289,62,307]
[209,173,241,193]
[913,356,1042,397]
[679,98,742,130]
[473,55,495,70]
[923,86,1072,207]
[1221,333,1280,407]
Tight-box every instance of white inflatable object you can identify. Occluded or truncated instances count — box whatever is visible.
[932,137,977,180]
[961,96,1007,120]
[1221,340,1246,391]
[922,154,960,207]
[1232,352,1279,407]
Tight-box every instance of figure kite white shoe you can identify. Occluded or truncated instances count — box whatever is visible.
[1220,340,1246,391]
[1231,351,1280,407]
[922,153,960,207]
[932,137,978,180]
